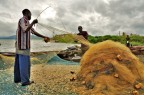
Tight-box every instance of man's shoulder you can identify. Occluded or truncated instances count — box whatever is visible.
[19,17,24,22]
[19,17,24,20]
[83,31,87,32]
[77,31,88,35]
[19,17,29,24]
[83,31,88,34]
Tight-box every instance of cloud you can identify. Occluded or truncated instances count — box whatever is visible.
[0,20,16,36]
[0,12,11,18]
[1,0,144,37]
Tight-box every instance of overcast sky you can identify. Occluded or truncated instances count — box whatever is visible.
[0,0,144,37]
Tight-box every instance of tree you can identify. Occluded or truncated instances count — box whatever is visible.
[122,32,126,36]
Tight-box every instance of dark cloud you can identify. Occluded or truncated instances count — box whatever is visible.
[70,0,144,35]
[1,0,144,36]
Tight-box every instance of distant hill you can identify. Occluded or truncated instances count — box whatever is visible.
[0,35,41,39]
[0,35,16,39]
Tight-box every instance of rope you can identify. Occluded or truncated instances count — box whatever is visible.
[38,23,70,34]
[36,6,51,19]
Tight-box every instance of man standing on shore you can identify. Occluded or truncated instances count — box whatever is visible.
[77,26,88,54]
[14,9,49,86]
[126,35,130,47]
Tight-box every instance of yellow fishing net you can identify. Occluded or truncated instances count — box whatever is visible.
[37,23,144,94]
[0,52,57,68]
[38,23,93,47]
[75,40,144,95]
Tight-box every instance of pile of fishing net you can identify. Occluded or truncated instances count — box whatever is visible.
[76,40,144,95]
[0,52,57,70]
[0,54,14,69]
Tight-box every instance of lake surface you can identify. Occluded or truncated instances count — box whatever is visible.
[0,39,79,52]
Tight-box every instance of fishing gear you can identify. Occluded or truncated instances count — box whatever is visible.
[36,6,51,19]
[36,5,68,35]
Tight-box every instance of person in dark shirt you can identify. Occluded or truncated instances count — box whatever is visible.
[77,26,88,54]
[126,35,130,47]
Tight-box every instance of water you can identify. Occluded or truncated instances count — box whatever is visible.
[0,39,79,52]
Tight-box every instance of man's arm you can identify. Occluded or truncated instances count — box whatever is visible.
[31,28,46,38]
[85,31,88,39]
[31,28,50,42]
[25,19,38,32]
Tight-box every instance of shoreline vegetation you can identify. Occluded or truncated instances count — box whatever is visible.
[53,33,144,46]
